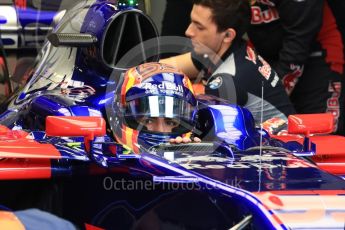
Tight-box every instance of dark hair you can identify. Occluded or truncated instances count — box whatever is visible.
[192,0,251,37]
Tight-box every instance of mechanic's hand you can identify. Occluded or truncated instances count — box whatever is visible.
[169,136,201,144]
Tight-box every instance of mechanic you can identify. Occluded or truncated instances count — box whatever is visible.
[160,0,295,125]
[137,116,201,144]
[248,0,345,134]
[111,62,201,152]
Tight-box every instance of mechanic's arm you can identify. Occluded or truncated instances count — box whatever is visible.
[160,52,200,80]
[274,0,324,87]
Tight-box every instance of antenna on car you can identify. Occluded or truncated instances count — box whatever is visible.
[258,80,264,192]
[259,81,264,155]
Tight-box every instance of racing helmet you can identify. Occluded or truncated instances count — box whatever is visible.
[112,62,197,153]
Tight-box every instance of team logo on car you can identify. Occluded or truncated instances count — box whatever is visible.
[208,75,223,89]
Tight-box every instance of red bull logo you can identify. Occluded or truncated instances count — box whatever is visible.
[140,82,184,94]
[251,6,279,24]
[326,82,341,131]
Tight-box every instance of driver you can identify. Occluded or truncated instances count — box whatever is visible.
[111,62,200,153]
[137,117,180,133]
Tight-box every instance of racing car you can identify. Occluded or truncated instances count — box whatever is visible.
[0,0,344,229]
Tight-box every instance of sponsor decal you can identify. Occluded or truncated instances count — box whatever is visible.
[245,46,257,64]
[251,6,279,24]
[261,117,287,135]
[271,74,279,87]
[208,75,223,89]
[282,64,304,95]
[140,82,183,92]
[181,160,312,170]
[326,82,341,131]
[246,49,277,85]
[258,56,272,80]
[140,81,184,96]
[178,153,315,170]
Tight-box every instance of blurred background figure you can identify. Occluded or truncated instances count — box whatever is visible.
[160,0,295,125]
[248,0,345,135]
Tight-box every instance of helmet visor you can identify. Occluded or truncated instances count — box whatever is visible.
[126,95,195,121]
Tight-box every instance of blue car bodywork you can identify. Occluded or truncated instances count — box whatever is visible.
[0,0,75,49]
[0,1,344,229]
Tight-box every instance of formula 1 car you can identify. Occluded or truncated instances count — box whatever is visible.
[0,0,344,229]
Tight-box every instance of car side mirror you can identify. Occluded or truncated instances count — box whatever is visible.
[288,113,334,136]
[288,113,334,153]
[46,116,106,152]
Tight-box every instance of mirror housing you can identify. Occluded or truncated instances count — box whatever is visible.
[46,116,106,152]
[288,113,334,136]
